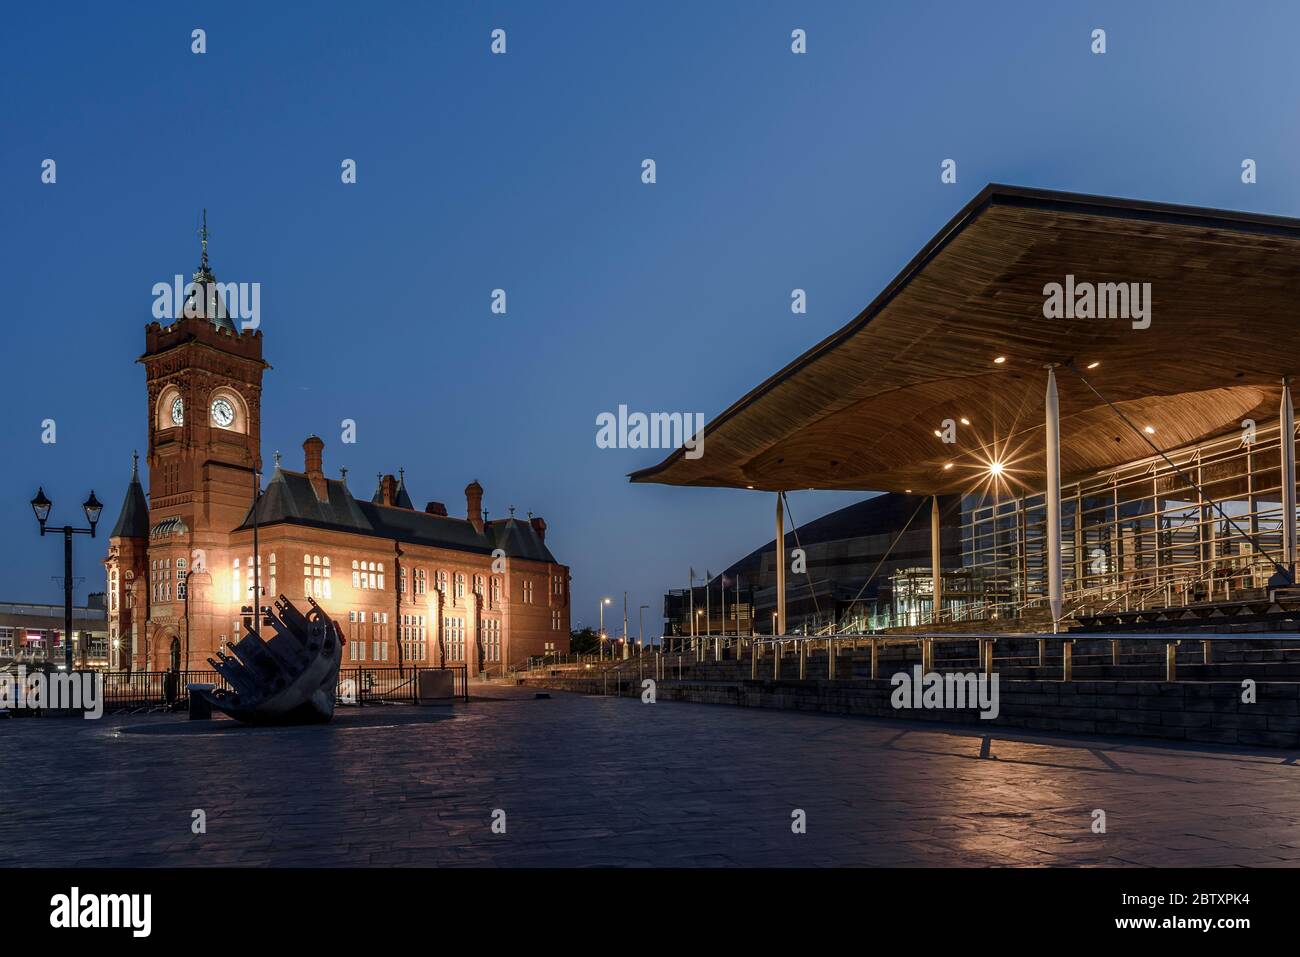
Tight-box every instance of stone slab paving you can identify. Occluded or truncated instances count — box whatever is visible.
[1,684,1298,867]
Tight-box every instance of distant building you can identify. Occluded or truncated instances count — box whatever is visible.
[0,594,109,668]
[664,493,962,636]
[102,230,570,675]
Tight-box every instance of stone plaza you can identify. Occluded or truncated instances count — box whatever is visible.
[2,685,1298,868]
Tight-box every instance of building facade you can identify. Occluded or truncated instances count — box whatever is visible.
[663,493,963,636]
[0,595,108,669]
[102,241,570,675]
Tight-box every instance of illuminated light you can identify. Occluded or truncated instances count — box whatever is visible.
[905,488,912,493]
[943,462,954,470]
[989,461,1005,477]
[746,485,754,489]
[960,417,971,425]
[933,429,942,438]
[1086,361,1100,370]
[993,356,1007,364]
[1144,426,1156,434]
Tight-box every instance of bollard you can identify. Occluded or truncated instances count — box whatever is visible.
[714,637,720,663]
[1062,641,1073,682]
[799,639,807,680]
[773,640,781,680]
[870,637,879,680]
[1167,641,1178,682]
[1111,639,1120,665]
[751,641,759,680]
[827,637,836,680]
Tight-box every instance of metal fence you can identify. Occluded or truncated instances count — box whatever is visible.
[79,665,469,713]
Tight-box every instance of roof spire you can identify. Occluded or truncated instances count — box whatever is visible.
[273,449,281,470]
[199,208,210,273]
[131,449,139,479]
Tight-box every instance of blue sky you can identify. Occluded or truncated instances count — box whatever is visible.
[4,1,1300,634]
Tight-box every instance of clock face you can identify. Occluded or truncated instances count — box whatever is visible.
[211,397,235,428]
[170,397,184,426]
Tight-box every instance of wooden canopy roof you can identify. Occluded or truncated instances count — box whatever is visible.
[631,184,1300,497]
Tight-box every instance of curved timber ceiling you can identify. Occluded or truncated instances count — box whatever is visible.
[631,184,1300,496]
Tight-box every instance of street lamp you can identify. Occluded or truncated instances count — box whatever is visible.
[599,596,612,660]
[30,487,102,671]
[639,603,649,652]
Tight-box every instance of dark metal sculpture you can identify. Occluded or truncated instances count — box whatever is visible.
[196,595,343,725]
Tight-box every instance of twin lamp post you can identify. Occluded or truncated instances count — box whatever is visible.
[29,487,103,671]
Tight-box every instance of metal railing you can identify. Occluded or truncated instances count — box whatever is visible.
[4,666,472,715]
[514,631,1300,686]
[337,666,469,703]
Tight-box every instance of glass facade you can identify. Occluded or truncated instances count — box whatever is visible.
[952,423,1294,623]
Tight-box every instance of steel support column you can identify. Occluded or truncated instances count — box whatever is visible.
[1283,377,1297,577]
[931,495,942,624]
[775,493,787,636]
[1046,366,1064,630]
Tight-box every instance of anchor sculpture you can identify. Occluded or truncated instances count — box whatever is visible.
[196,595,343,725]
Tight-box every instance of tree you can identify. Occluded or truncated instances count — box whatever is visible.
[570,626,601,655]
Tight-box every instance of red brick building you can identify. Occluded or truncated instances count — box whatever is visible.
[102,243,570,675]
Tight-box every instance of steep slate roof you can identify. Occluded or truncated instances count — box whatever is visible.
[110,457,150,539]
[488,517,556,563]
[237,469,556,563]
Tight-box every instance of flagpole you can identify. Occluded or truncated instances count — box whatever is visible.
[722,573,727,638]
[688,569,695,649]
[705,570,711,639]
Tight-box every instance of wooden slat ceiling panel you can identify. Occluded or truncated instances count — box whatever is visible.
[632,186,1300,496]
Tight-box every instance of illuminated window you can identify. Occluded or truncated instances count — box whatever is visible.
[303,554,331,599]
[483,619,501,662]
[444,616,465,660]
[402,614,426,662]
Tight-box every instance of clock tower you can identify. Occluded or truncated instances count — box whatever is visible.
[134,223,268,669]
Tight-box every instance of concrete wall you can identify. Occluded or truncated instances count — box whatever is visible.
[519,673,1300,748]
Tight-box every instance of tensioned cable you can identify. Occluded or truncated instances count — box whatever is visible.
[1063,360,1289,576]
[779,491,822,619]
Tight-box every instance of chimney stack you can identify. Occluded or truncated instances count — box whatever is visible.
[530,516,547,542]
[466,480,484,533]
[425,501,448,517]
[380,474,398,507]
[303,435,327,501]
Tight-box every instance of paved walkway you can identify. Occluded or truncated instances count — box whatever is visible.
[1,685,1298,866]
